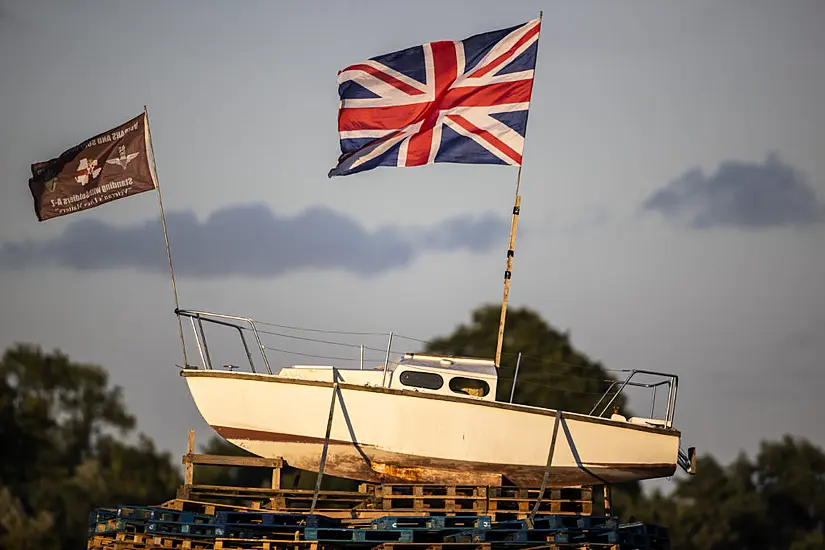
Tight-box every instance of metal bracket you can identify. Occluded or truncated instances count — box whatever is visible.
[310,372,339,513]
[678,446,697,475]
[528,409,563,524]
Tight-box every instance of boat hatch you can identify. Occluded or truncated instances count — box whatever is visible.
[387,354,498,401]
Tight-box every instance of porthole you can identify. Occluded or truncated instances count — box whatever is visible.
[399,370,444,390]
[449,377,490,397]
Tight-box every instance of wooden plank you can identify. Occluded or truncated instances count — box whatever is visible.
[161,499,262,513]
[378,494,487,502]
[184,430,195,485]
[269,465,284,510]
[182,453,284,468]
[445,485,456,513]
[187,485,368,497]
[413,485,424,511]
[603,485,611,517]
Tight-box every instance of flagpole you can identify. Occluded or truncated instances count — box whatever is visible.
[494,11,542,368]
[144,105,189,369]
[494,172,521,367]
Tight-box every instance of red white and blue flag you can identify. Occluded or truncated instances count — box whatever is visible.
[329,18,541,177]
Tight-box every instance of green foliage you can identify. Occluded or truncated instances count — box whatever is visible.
[3,303,824,550]
[0,343,180,550]
[424,303,639,509]
[426,305,825,547]
[424,304,629,415]
[633,436,825,550]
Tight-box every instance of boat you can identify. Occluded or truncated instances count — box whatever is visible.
[173,17,695,489]
[178,308,695,487]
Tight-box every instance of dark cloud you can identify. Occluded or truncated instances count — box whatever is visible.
[411,212,514,253]
[641,153,825,229]
[0,203,510,278]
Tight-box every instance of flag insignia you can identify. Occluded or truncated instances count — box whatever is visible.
[28,113,158,221]
[329,18,541,177]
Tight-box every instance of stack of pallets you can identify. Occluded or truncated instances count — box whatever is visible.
[173,430,598,520]
[88,505,670,550]
[87,432,670,549]
[362,485,593,520]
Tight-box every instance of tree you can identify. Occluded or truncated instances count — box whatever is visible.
[0,343,180,550]
[634,436,825,550]
[424,304,641,509]
[424,304,629,415]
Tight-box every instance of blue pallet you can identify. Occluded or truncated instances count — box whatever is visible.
[573,530,619,545]
[88,506,162,536]
[494,514,618,532]
[88,509,119,535]
[618,522,671,549]
[88,509,117,524]
[146,520,220,538]
[89,509,117,523]
[216,525,305,540]
[577,515,618,530]
[495,516,579,531]
[116,505,170,520]
[445,528,570,544]
[216,511,338,529]
[371,515,492,530]
[215,511,337,539]
[621,522,669,537]
[149,509,217,525]
[305,527,414,543]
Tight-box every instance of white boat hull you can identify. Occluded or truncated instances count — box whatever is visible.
[182,370,680,486]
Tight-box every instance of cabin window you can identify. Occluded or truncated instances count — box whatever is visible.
[399,370,443,390]
[449,377,490,397]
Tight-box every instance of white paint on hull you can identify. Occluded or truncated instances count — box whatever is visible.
[182,370,680,485]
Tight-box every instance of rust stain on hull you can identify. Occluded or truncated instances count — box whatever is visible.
[213,425,676,487]
[368,458,503,486]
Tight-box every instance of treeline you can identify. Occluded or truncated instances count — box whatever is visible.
[1,305,822,549]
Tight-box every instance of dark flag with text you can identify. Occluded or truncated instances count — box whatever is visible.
[28,113,158,221]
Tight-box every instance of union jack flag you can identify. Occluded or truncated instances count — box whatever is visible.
[329,18,541,177]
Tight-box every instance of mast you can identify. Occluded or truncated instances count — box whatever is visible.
[494,11,542,368]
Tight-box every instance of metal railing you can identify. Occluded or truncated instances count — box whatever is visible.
[175,308,402,379]
[175,309,679,430]
[588,369,679,428]
[176,308,272,374]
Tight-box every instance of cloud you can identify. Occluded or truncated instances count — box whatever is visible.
[0,203,511,278]
[641,153,825,229]
[410,212,514,253]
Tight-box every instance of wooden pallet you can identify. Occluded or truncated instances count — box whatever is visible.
[360,485,594,519]
[93,543,619,550]
[178,430,288,510]
[88,532,213,549]
[212,540,317,549]
[372,545,618,550]
[169,429,608,521]
[168,487,594,521]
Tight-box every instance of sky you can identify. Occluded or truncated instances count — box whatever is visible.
[1,0,824,491]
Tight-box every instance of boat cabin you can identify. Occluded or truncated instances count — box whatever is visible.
[274,353,499,402]
[389,353,498,401]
